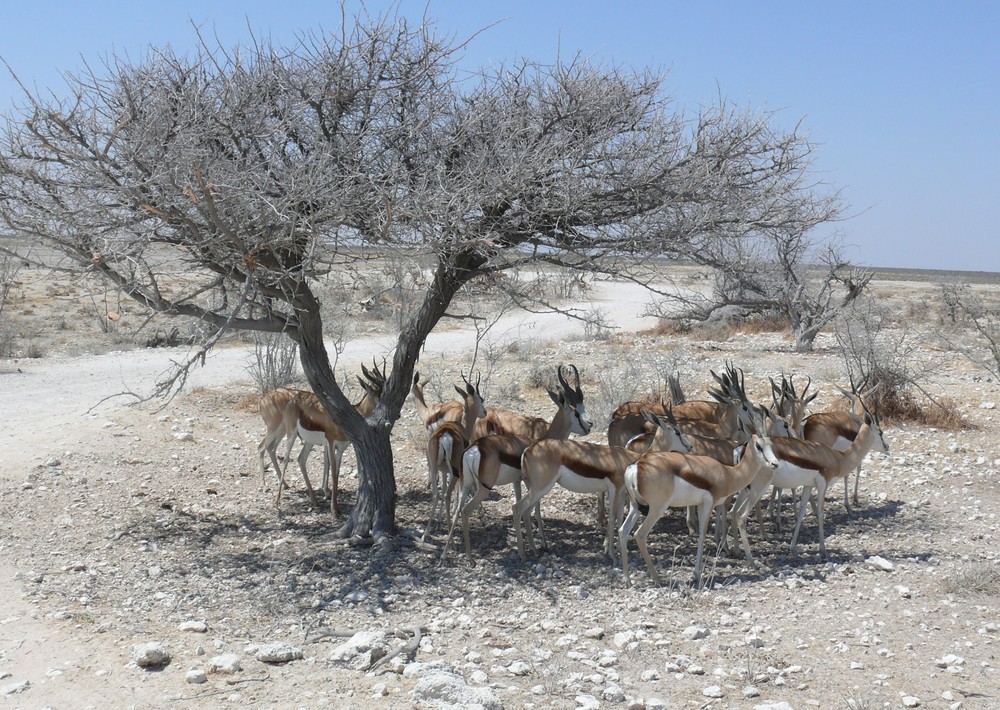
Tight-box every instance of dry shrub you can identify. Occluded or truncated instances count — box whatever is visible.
[641,318,690,338]
[943,562,1000,596]
[235,394,261,413]
[732,311,790,334]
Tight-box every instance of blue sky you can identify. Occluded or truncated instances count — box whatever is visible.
[2,1,997,272]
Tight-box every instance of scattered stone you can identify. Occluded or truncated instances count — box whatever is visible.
[743,685,760,698]
[614,631,636,648]
[902,696,921,707]
[205,654,241,675]
[186,669,207,684]
[256,642,303,664]
[132,642,171,668]
[895,585,912,598]
[682,625,709,640]
[178,620,208,633]
[576,694,601,710]
[172,431,194,442]
[330,631,389,671]
[403,660,455,679]
[865,555,895,572]
[937,654,965,668]
[410,670,502,710]
[702,685,724,698]
[979,401,996,410]
[584,627,606,639]
[1,680,29,696]
[603,684,626,702]
[754,703,794,710]
[508,660,532,676]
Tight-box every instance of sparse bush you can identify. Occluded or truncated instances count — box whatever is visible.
[943,562,1000,596]
[835,294,941,424]
[938,281,1000,381]
[583,306,613,340]
[247,332,299,394]
[24,337,44,358]
[0,317,15,358]
[589,355,679,431]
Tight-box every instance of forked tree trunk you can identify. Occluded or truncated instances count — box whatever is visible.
[290,249,484,540]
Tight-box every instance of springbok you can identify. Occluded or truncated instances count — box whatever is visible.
[442,365,591,562]
[618,415,780,588]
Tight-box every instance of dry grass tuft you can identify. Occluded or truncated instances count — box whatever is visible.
[943,562,1000,596]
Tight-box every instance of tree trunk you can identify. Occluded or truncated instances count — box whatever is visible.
[339,423,396,541]
[794,325,819,352]
[289,249,486,540]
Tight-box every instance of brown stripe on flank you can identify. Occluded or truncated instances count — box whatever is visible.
[676,463,713,492]
[773,439,823,472]
[299,410,330,432]
[499,448,525,469]
[561,454,610,479]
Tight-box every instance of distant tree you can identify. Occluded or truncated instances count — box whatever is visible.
[639,111,862,351]
[0,10,841,540]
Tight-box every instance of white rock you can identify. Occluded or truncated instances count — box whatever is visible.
[743,685,760,697]
[682,625,709,640]
[256,642,303,664]
[1,680,29,696]
[509,660,532,676]
[178,620,208,633]
[576,694,601,710]
[584,627,606,639]
[411,670,502,710]
[895,585,912,598]
[173,431,194,441]
[979,401,995,410]
[614,630,636,648]
[403,660,455,678]
[902,696,921,707]
[865,555,895,572]
[938,654,965,667]
[702,685,724,698]
[185,669,207,684]
[603,684,626,702]
[205,653,241,675]
[470,669,488,684]
[330,630,389,671]
[132,642,171,668]
[641,669,660,681]
[753,703,794,710]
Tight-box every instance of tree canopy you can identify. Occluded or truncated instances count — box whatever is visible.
[0,10,846,538]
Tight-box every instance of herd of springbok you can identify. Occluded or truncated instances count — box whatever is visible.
[257,361,888,588]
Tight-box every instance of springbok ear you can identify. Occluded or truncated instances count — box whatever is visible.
[547,388,563,406]
[455,384,466,398]
[641,410,659,426]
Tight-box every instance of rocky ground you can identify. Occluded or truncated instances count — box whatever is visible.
[1,267,1000,709]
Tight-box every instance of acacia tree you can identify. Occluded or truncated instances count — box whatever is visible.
[0,12,840,540]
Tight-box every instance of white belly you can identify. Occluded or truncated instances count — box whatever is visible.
[297,424,328,447]
[555,467,614,496]
[833,436,852,452]
[495,464,523,488]
[664,475,712,508]
[771,460,821,489]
